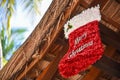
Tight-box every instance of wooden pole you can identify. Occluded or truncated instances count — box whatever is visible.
[0,0,80,79]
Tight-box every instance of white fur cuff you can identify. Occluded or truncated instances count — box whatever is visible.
[64,5,101,39]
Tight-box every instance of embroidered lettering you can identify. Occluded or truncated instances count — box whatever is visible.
[69,40,93,58]
[74,32,87,45]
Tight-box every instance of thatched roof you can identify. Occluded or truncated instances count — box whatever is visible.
[0,0,120,80]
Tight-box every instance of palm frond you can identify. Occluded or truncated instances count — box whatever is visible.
[0,0,6,6]
[22,0,41,15]
[0,0,42,63]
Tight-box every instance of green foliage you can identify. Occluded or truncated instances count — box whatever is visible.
[11,28,27,34]
[0,26,27,59]
[2,57,7,66]
[0,0,42,67]
[22,0,42,14]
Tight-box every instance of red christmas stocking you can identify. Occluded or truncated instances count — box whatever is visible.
[58,5,104,78]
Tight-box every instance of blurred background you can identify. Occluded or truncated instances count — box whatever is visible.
[0,0,52,68]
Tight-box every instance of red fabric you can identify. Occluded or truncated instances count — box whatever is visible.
[58,20,104,78]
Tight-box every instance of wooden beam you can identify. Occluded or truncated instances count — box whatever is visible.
[80,0,109,9]
[82,67,101,80]
[36,45,68,80]
[101,14,120,30]
[94,55,120,77]
[0,0,81,79]
[93,0,109,8]
[79,0,89,8]
[116,0,120,3]
[104,46,116,57]
[23,60,50,79]
[80,0,120,30]
[99,23,120,51]
[16,37,67,79]
[51,70,66,80]
[43,53,56,62]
